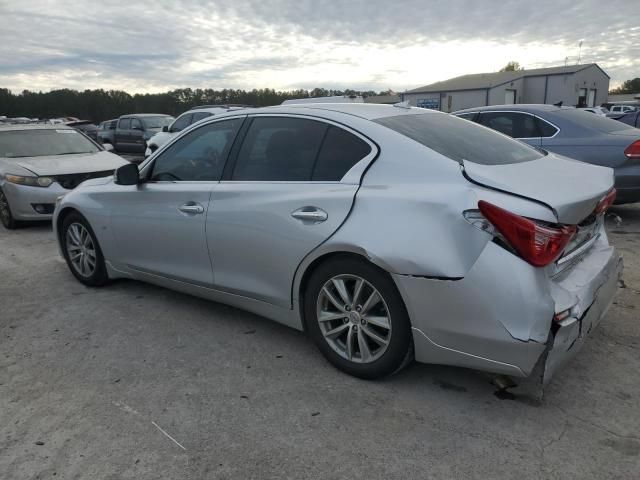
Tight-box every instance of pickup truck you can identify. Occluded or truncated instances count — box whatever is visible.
[112,114,173,154]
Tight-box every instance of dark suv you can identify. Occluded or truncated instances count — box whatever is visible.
[113,114,173,153]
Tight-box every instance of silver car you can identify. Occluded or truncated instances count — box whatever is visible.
[0,124,128,229]
[53,104,622,384]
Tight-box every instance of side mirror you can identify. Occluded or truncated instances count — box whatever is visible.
[114,163,139,185]
[162,125,169,132]
[103,143,114,152]
[132,125,143,131]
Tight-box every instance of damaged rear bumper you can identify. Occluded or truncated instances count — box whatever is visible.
[543,249,623,384]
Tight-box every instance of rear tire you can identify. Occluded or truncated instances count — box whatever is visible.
[305,256,413,379]
[0,188,18,229]
[61,212,109,286]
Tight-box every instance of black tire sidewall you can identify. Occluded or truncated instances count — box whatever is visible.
[0,188,17,229]
[305,256,413,379]
[61,212,108,286]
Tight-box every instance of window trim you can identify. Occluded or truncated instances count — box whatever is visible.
[220,113,379,185]
[474,110,560,140]
[140,115,247,184]
[169,113,193,133]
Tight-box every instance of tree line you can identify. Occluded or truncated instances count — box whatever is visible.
[609,78,640,95]
[0,87,384,123]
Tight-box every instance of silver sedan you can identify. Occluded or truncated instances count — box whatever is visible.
[0,124,127,229]
[53,104,622,385]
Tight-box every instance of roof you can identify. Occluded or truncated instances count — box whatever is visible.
[0,124,74,132]
[119,113,173,118]
[213,103,436,121]
[405,64,608,94]
[364,95,402,104]
[453,104,572,114]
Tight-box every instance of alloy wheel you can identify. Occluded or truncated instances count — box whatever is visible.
[66,222,97,277]
[316,274,392,363]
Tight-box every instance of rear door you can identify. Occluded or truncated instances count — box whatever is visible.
[110,117,244,284]
[116,118,131,150]
[206,114,377,307]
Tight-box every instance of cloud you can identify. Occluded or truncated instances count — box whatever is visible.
[0,0,638,93]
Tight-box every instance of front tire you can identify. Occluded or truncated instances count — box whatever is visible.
[0,188,18,229]
[305,256,413,379]
[61,212,108,286]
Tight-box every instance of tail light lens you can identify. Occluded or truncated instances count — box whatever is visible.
[595,188,616,215]
[624,140,640,159]
[478,201,576,267]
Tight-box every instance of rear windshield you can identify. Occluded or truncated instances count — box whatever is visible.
[143,116,174,129]
[0,129,100,158]
[553,109,626,133]
[374,112,542,165]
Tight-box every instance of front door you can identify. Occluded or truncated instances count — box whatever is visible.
[110,116,245,285]
[207,115,377,308]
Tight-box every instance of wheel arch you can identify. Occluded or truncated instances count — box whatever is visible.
[294,245,401,332]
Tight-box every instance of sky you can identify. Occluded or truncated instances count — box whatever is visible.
[0,0,638,94]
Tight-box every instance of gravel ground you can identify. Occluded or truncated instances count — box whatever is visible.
[0,205,639,480]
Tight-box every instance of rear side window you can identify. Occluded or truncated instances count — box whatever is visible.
[455,112,478,122]
[374,113,543,165]
[478,112,540,138]
[312,126,371,181]
[536,117,558,137]
[118,118,131,130]
[232,117,327,181]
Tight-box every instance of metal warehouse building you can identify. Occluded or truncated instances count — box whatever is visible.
[401,63,610,112]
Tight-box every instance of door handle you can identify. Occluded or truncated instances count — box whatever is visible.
[291,207,328,223]
[178,203,205,214]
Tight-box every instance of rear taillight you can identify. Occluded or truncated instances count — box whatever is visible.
[478,201,576,267]
[595,188,616,215]
[624,140,640,159]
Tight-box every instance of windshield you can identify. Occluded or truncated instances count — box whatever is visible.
[143,116,174,129]
[0,129,100,158]
[374,112,543,165]
[553,109,627,133]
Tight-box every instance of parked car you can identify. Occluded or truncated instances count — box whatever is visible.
[610,110,640,129]
[97,119,118,144]
[608,104,637,115]
[453,105,640,203]
[65,120,99,141]
[145,106,248,157]
[0,124,127,229]
[54,104,621,385]
[578,107,608,116]
[112,114,173,155]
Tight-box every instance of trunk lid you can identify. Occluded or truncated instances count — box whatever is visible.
[463,154,614,224]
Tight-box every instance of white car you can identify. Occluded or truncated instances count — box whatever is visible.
[609,105,637,115]
[578,107,609,116]
[144,105,248,157]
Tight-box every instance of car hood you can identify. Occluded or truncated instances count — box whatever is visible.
[463,154,614,224]
[12,151,128,176]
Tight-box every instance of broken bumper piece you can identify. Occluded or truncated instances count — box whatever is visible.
[543,252,623,385]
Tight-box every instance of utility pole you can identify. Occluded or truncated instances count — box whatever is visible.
[578,40,583,64]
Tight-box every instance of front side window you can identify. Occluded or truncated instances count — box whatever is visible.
[170,114,192,133]
[0,129,100,158]
[232,117,327,181]
[118,118,131,130]
[191,112,213,123]
[479,112,540,138]
[131,118,143,131]
[374,112,543,165]
[150,118,243,182]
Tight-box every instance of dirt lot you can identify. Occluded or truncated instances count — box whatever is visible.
[1,206,639,479]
